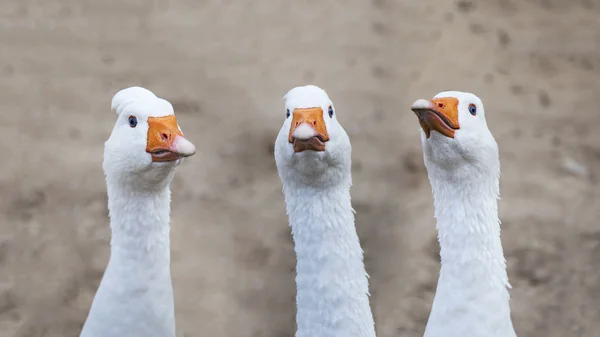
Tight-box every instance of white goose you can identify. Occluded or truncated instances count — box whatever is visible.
[274,85,376,337]
[80,87,196,337]
[410,91,517,337]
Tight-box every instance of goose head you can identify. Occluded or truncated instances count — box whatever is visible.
[274,85,351,187]
[103,87,196,189]
[411,91,498,173]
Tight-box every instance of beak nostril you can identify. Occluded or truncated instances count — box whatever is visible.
[438,103,444,108]
[313,121,317,126]
[161,133,169,141]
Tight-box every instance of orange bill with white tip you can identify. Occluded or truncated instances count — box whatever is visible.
[288,107,330,152]
[146,115,196,162]
[411,97,460,139]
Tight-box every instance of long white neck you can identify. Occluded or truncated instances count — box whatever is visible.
[80,179,175,337]
[283,178,376,337]
[424,165,516,337]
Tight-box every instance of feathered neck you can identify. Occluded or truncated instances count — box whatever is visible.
[282,176,376,337]
[423,162,516,337]
[107,178,172,250]
[79,177,175,337]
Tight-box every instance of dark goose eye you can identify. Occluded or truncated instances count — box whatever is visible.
[328,106,334,118]
[468,104,477,116]
[286,109,290,118]
[128,115,138,127]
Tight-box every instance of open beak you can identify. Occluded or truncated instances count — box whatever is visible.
[288,107,330,152]
[146,115,196,162]
[411,97,460,139]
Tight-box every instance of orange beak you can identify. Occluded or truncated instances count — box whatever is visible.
[146,115,196,162]
[288,107,330,152]
[410,97,460,138]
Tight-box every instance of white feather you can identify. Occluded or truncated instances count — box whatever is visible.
[418,91,517,337]
[81,87,183,337]
[275,85,376,337]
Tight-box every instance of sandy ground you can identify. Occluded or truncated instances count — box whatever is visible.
[1,0,600,336]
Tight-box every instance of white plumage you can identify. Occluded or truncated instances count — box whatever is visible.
[275,85,376,337]
[80,87,195,337]
[412,91,517,337]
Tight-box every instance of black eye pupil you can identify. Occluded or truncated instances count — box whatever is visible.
[328,107,334,118]
[469,105,476,115]
[128,116,137,127]
[286,109,290,118]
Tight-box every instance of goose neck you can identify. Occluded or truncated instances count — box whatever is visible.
[284,182,376,337]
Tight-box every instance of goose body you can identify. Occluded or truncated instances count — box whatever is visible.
[411,91,516,337]
[80,87,196,337]
[274,85,376,337]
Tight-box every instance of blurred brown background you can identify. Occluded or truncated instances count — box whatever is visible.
[2,0,600,336]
